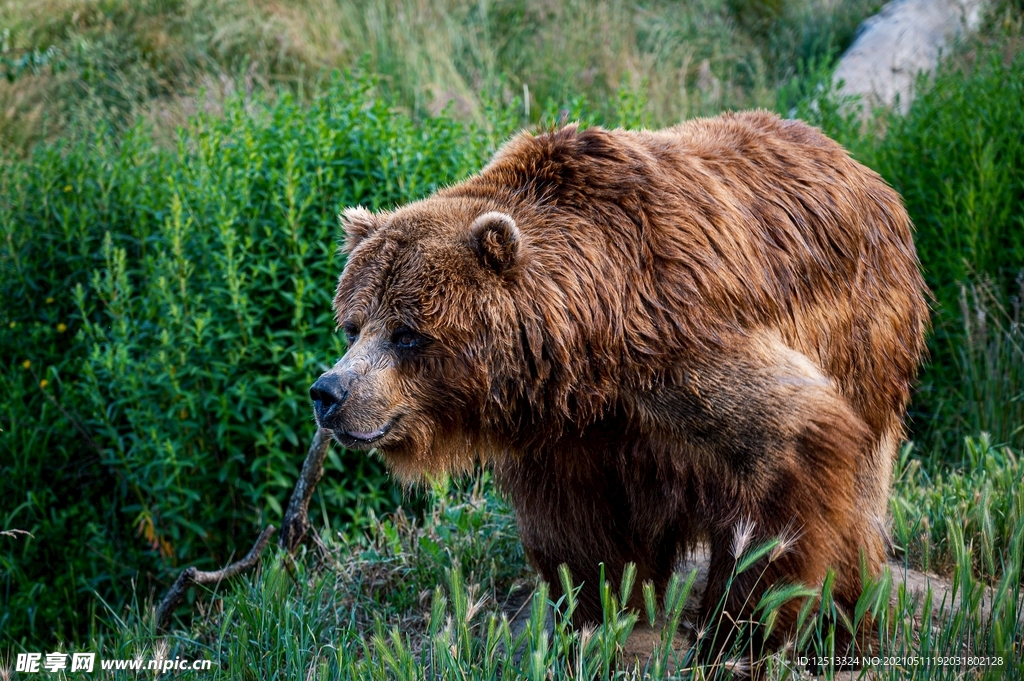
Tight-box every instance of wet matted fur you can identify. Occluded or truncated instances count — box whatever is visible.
[312,111,929,656]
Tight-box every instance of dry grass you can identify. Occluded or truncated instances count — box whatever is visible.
[0,0,883,151]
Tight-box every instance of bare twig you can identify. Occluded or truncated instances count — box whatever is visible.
[279,427,332,553]
[155,525,276,632]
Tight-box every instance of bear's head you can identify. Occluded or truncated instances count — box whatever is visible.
[310,199,526,481]
[311,127,651,481]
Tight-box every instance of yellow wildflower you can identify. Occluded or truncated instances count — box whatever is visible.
[57,323,67,333]
[22,360,31,369]
[40,379,49,389]
[63,185,72,192]
[46,297,55,304]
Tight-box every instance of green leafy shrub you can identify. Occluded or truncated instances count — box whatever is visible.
[873,51,1024,459]
[0,73,504,645]
[868,52,1024,310]
[798,47,1024,312]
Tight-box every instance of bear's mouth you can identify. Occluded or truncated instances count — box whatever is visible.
[331,417,397,449]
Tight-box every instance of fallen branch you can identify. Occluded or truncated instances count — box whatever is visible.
[154,428,329,630]
[155,525,275,632]
[279,427,332,553]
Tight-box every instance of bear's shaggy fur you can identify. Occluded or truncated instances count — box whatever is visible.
[311,111,928,653]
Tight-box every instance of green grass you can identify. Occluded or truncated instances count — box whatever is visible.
[16,465,1019,679]
[893,434,1023,578]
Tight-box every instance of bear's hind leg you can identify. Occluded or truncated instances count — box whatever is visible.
[695,396,882,667]
[665,336,886,665]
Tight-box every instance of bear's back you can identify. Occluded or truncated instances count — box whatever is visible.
[640,112,927,434]
[453,113,928,437]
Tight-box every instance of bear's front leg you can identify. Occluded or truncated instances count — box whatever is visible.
[496,442,686,624]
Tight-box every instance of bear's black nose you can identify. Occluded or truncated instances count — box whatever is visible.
[310,374,348,427]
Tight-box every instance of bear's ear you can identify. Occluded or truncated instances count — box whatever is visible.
[469,211,520,274]
[339,206,380,255]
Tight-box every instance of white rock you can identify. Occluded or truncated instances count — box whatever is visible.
[833,0,986,113]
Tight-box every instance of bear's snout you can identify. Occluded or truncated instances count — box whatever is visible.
[310,373,349,428]
[310,368,399,449]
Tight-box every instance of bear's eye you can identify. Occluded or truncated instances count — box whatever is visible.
[391,326,424,349]
[342,322,360,345]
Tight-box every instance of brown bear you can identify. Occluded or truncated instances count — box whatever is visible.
[311,110,928,658]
